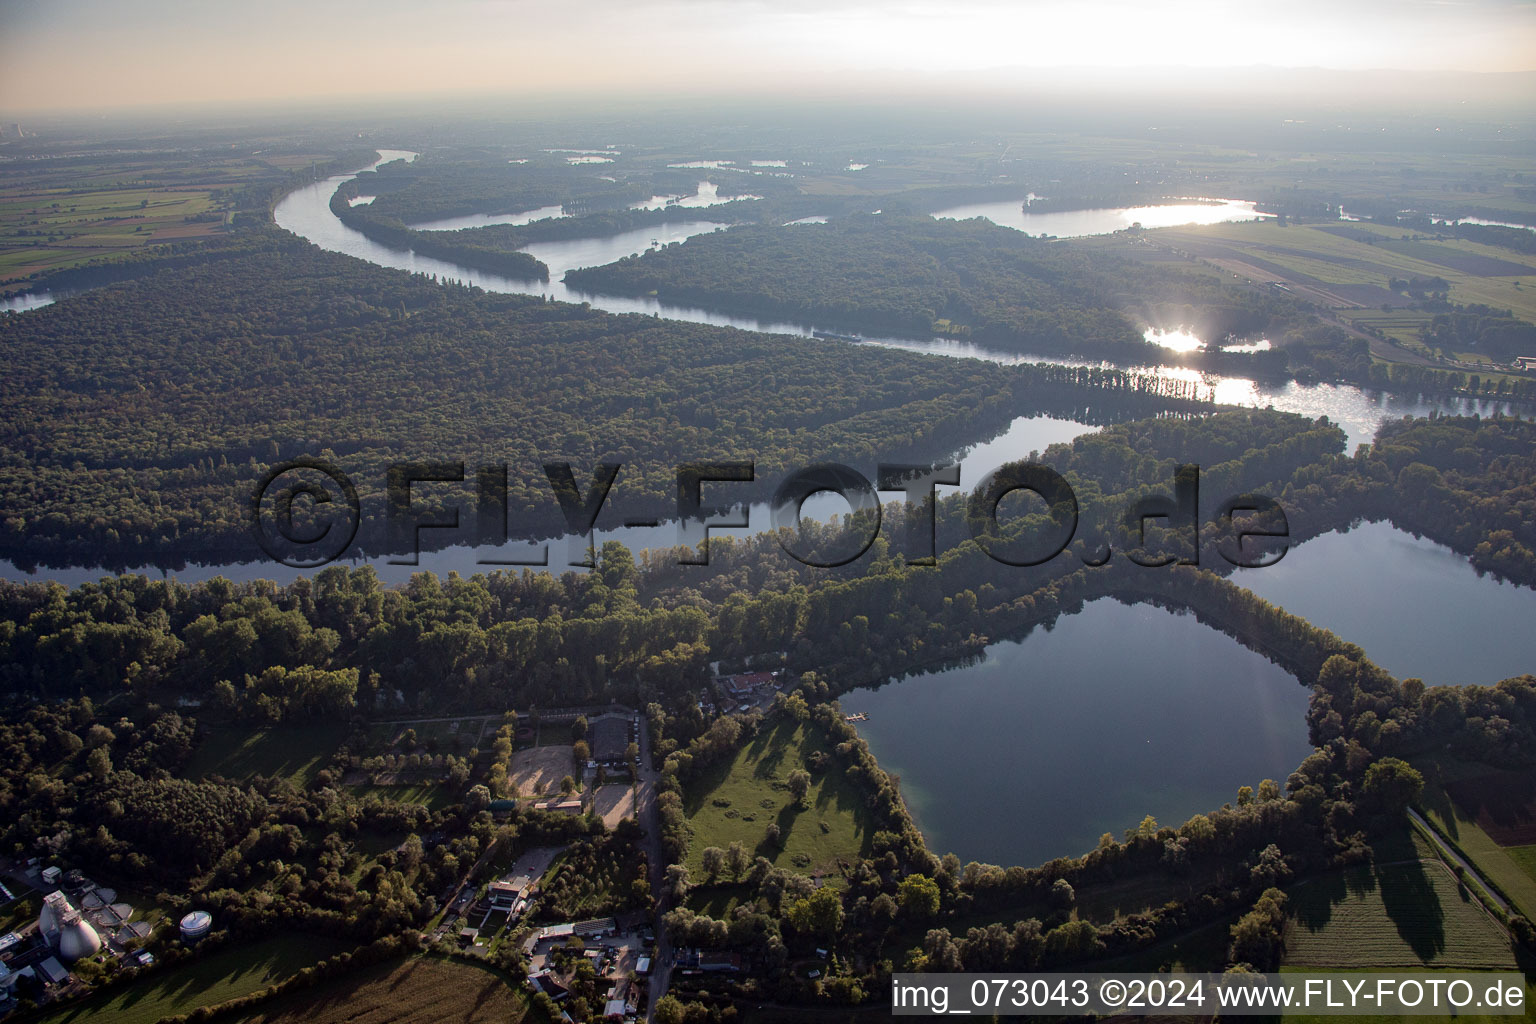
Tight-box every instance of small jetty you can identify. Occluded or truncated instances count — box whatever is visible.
[813,329,864,343]
[844,712,869,723]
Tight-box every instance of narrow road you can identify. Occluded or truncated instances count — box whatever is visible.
[636,711,674,1020]
[1409,807,1511,915]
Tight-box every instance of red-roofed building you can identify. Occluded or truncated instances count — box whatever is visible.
[723,671,776,698]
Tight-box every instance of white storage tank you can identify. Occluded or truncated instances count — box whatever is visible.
[179,910,212,943]
[38,892,101,962]
[58,918,102,962]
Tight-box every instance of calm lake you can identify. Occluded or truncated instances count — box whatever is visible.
[1232,520,1536,687]
[1,291,59,314]
[931,197,1271,237]
[842,598,1314,868]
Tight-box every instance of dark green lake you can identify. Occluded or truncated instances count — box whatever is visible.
[842,598,1313,868]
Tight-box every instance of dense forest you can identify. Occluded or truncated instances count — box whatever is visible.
[329,185,549,281]
[0,231,1221,568]
[0,407,1336,709]
[565,214,1301,374]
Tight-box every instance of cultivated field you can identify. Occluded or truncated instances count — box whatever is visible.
[0,149,336,289]
[1444,768,1536,846]
[1155,220,1536,324]
[229,956,542,1024]
[39,934,350,1024]
[1416,757,1536,919]
[1504,845,1536,885]
[1283,858,1515,970]
[684,719,873,877]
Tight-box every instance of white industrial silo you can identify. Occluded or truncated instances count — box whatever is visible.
[39,892,102,962]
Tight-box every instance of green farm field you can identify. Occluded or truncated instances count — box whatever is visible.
[684,718,874,878]
[38,934,351,1024]
[0,149,334,289]
[1416,757,1536,920]
[1156,219,1536,323]
[1283,856,1515,970]
[229,956,544,1024]
[1504,845,1536,885]
[0,186,222,284]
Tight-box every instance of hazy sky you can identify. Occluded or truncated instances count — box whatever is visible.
[2,0,1535,112]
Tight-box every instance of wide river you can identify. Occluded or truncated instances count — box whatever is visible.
[2,151,1528,586]
[269,152,1523,452]
[8,149,1522,455]
[842,598,1315,868]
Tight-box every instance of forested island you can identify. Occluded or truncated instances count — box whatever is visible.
[564,214,1298,373]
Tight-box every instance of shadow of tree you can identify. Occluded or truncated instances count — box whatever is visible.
[774,800,805,843]
[749,721,797,779]
[1446,768,1536,844]
[1418,765,1464,843]
[1378,860,1446,962]
[1290,868,1354,932]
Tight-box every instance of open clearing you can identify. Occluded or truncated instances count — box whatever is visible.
[684,718,873,878]
[593,783,636,828]
[186,724,339,785]
[229,956,541,1024]
[508,743,577,797]
[364,715,496,754]
[39,934,350,1024]
[347,781,455,809]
